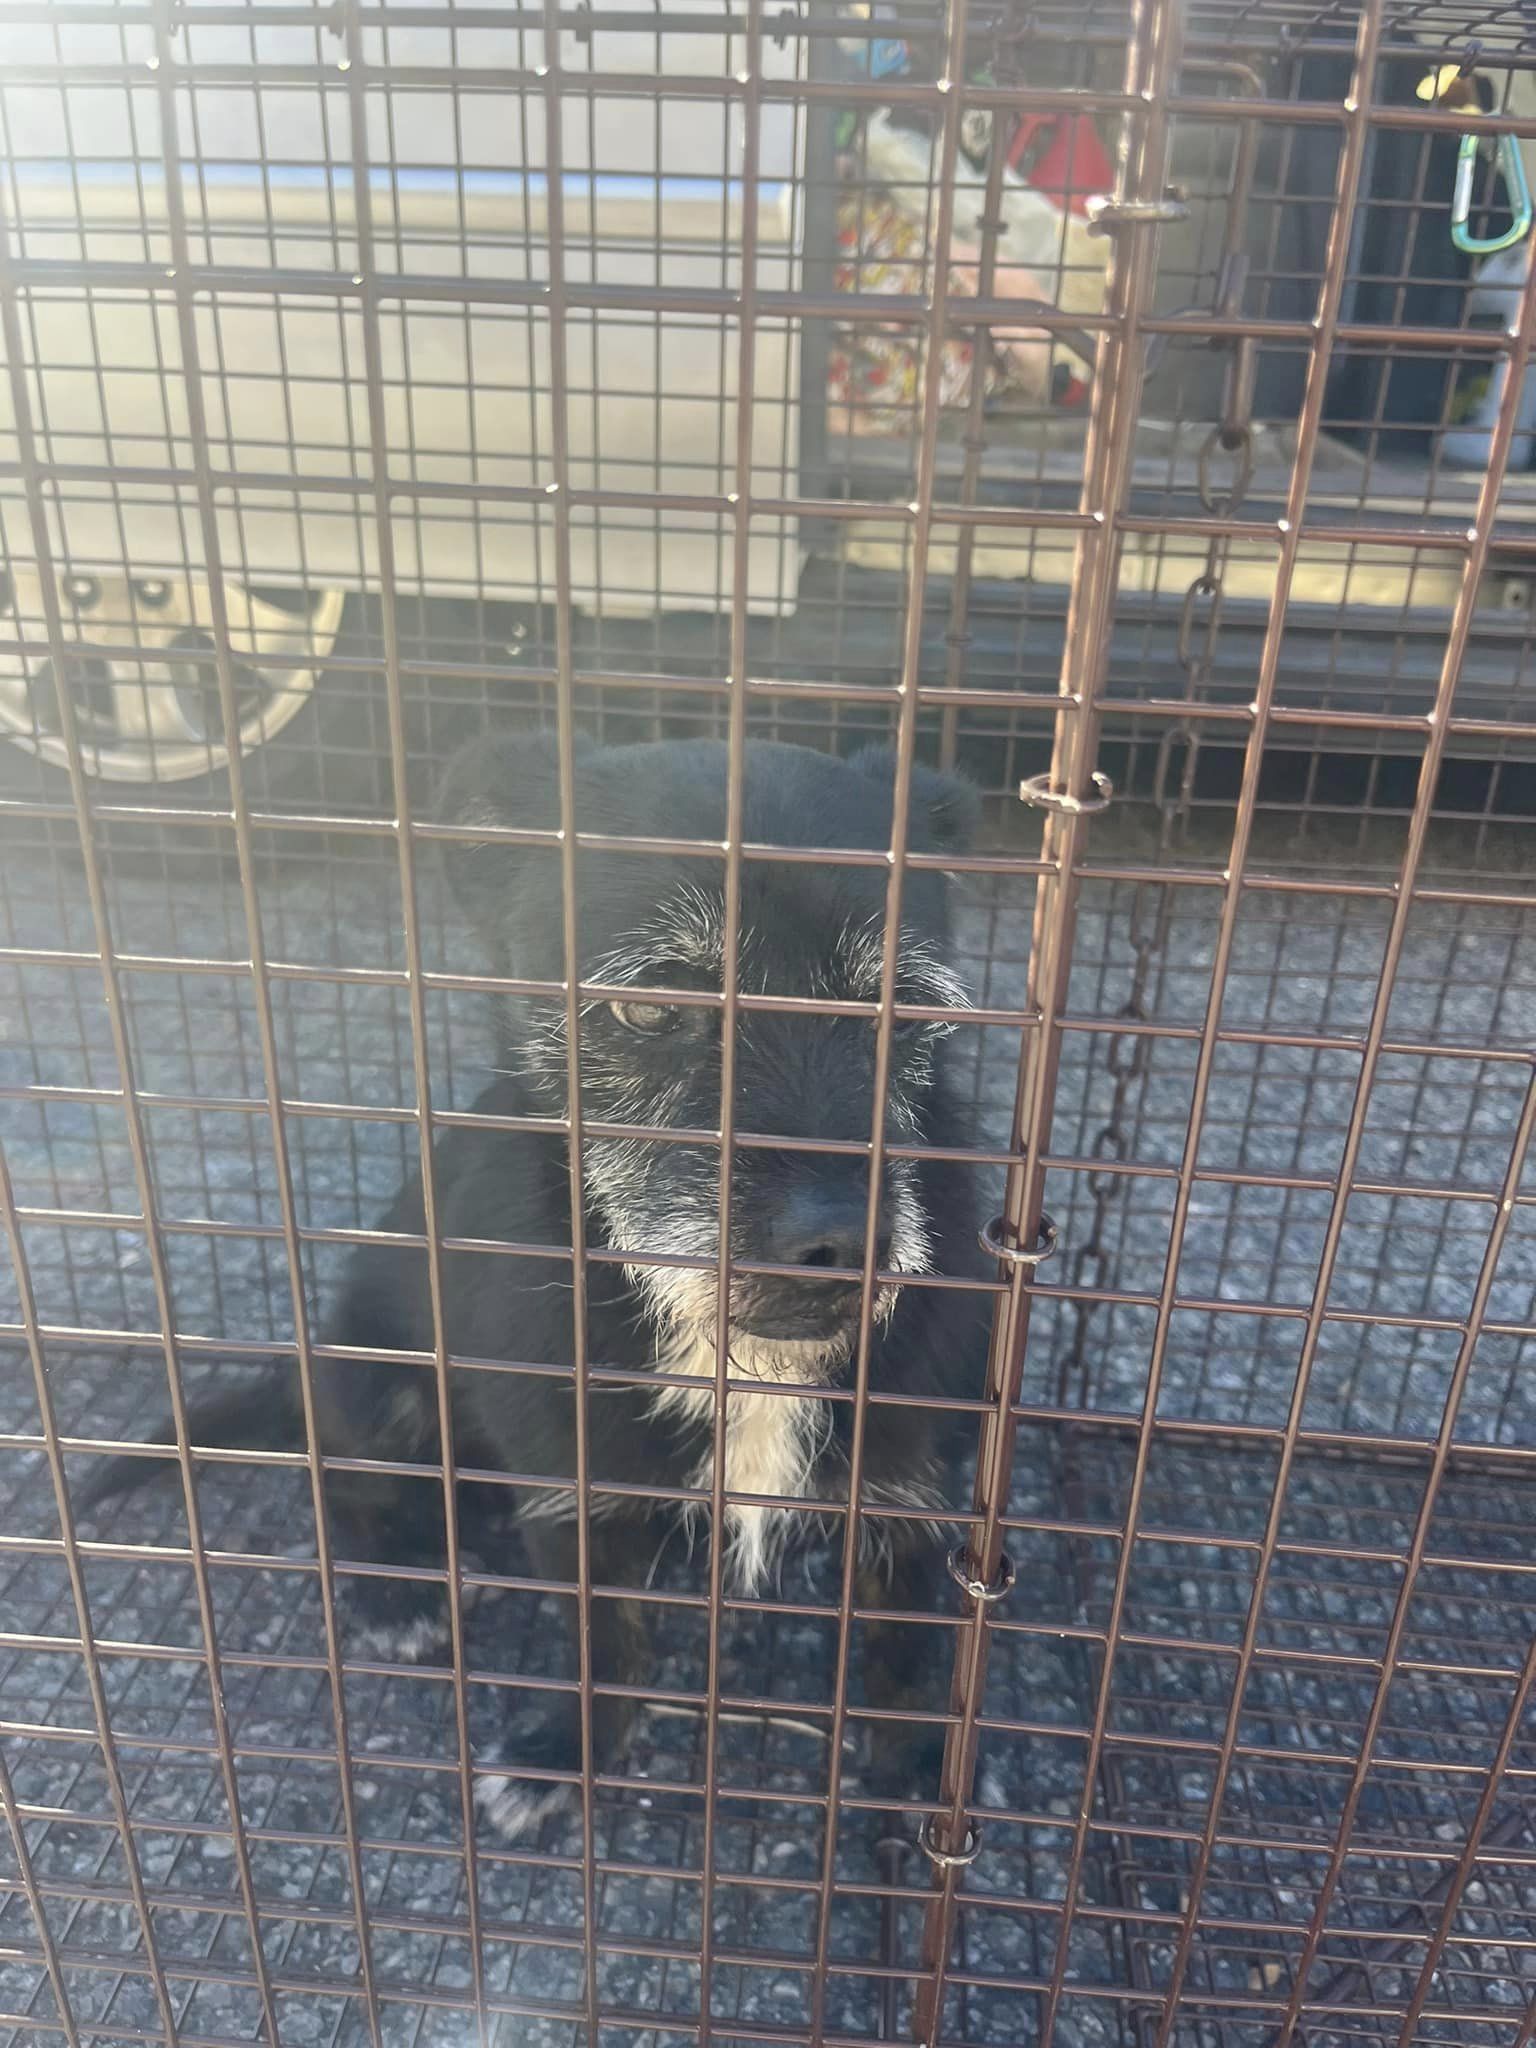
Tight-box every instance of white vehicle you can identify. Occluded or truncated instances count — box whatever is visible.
[1,2,805,786]
[1,1,1529,791]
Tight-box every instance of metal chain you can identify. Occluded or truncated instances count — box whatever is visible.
[1054,271,1255,1409]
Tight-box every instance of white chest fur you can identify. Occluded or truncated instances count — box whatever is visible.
[649,1328,839,1593]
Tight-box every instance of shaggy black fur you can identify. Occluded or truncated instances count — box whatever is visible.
[81,735,992,1837]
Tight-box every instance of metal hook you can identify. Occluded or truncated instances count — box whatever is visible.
[1452,129,1533,256]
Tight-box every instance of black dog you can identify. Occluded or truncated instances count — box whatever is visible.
[83,735,990,1836]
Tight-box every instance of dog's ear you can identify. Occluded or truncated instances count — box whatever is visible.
[437,730,591,942]
[847,745,979,853]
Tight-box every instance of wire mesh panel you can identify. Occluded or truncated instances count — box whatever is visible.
[5,1,1536,2045]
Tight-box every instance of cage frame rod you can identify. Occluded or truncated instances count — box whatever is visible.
[911,0,1189,2034]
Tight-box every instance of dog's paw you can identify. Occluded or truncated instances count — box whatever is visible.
[473,1724,580,1840]
[474,1766,576,1841]
[344,1578,451,1665]
[354,1611,451,1664]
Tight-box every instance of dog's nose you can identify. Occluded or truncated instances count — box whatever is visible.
[770,1187,891,1273]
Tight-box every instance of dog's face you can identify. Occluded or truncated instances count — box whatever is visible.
[443,737,976,1380]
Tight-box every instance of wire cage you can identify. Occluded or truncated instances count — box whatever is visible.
[4,0,1536,2043]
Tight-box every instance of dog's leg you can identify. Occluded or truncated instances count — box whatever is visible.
[474,1514,649,1841]
[326,1464,458,1664]
[857,1531,951,1808]
[320,1358,456,1665]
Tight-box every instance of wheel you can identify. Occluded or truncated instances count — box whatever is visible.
[0,567,346,796]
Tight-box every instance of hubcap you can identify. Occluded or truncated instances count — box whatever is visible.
[0,571,345,783]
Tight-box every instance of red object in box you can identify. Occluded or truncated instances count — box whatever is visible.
[1006,112,1114,217]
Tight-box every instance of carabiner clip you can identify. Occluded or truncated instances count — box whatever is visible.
[1452,128,1533,255]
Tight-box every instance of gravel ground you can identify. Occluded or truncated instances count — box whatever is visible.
[1,800,1534,2047]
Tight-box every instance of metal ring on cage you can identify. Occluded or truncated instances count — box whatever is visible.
[917,1815,984,1870]
[947,1544,1015,1606]
[978,1212,1059,1268]
[1018,770,1114,816]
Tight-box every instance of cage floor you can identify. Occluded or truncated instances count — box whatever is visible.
[1064,1435,1536,2048]
[0,1410,1122,2048]
[2,1409,1532,2047]
[2,809,1535,2046]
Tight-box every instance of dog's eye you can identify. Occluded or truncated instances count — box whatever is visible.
[608,999,680,1035]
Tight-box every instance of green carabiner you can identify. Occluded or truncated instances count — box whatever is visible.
[1452,128,1534,255]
